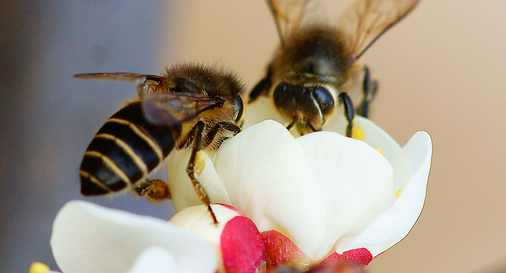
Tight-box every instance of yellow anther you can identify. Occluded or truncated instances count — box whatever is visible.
[351,126,364,140]
[195,151,206,176]
[396,189,403,198]
[375,147,385,156]
[29,262,49,273]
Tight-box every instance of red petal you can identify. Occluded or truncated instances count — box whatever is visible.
[221,216,265,273]
[320,248,373,266]
[262,230,312,271]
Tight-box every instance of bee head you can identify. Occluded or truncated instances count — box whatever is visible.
[272,81,336,134]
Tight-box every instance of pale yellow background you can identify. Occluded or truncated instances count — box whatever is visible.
[159,1,506,272]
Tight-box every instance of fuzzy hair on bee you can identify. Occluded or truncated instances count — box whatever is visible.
[250,0,420,136]
[76,63,245,224]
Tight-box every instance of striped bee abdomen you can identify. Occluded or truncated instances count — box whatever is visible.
[80,102,182,196]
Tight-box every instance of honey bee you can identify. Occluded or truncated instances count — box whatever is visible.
[250,0,420,136]
[76,64,245,223]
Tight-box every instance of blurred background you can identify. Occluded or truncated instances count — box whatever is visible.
[1,0,506,272]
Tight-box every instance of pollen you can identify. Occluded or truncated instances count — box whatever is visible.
[351,126,364,140]
[195,151,206,175]
[396,189,403,198]
[375,147,385,156]
[29,262,49,273]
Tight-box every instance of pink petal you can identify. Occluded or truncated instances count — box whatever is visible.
[262,230,312,271]
[320,248,373,266]
[221,216,266,273]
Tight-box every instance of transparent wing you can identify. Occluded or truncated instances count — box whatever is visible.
[74,72,163,95]
[339,0,420,61]
[141,91,222,126]
[74,72,163,84]
[267,0,327,46]
[75,72,221,126]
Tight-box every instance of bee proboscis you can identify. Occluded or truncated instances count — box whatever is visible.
[76,64,245,223]
[250,0,420,136]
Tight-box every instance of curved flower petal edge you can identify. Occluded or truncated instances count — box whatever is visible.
[333,130,432,257]
[50,200,217,273]
[185,118,432,267]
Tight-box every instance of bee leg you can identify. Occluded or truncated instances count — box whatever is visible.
[306,122,317,133]
[339,92,355,137]
[249,65,273,103]
[201,122,242,148]
[249,78,270,103]
[134,179,171,201]
[186,121,219,224]
[357,65,379,118]
[286,120,296,130]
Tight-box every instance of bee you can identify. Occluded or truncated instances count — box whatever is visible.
[76,64,245,223]
[249,0,420,136]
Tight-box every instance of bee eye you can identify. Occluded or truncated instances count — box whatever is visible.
[312,86,335,116]
[234,94,245,124]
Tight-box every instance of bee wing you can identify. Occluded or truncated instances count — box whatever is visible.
[74,72,163,84]
[75,72,222,126]
[74,72,164,97]
[267,0,327,46]
[141,91,222,126]
[339,0,420,61]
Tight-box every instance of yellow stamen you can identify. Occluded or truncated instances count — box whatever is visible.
[396,189,403,198]
[375,147,385,156]
[29,262,49,273]
[351,126,364,140]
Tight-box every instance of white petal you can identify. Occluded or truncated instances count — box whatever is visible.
[127,247,177,273]
[353,117,402,162]
[334,131,432,256]
[167,149,229,212]
[296,132,393,260]
[51,200,217,273]
[214,120,328,255]
[195,151,231,205]
[167,149,202,211]
[324,116,402,160]
[169,204,241,247]
[353,116,410,194]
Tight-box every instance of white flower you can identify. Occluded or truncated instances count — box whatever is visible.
[50,201,266,273]
[50,201,216,273]
[168,110,432,266]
